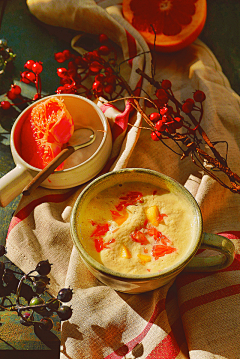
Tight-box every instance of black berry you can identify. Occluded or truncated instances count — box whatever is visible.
[57,305,72,321]
[57,287,73,303]
[35,260,52,276]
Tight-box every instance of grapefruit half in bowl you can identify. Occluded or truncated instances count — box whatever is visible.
[122,0,207,52]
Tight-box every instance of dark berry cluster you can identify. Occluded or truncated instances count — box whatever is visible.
[0,38,16,75]
[0,246,73,332]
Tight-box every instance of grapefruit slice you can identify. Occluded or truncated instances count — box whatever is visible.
[122,0,207,52]
[20,97,74,170]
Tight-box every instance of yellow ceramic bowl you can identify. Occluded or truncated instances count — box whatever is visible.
[70,168,235,294]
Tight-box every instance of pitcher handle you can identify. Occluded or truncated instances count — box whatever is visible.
[0,165,33,207]
[185,233,235,272]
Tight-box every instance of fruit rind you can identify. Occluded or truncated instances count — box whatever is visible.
[122,0,207,52]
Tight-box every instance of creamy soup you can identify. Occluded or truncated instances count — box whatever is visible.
[77,182,196,275]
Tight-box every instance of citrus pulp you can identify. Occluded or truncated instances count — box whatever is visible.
[122,0,207,52]
[20,97,74,170]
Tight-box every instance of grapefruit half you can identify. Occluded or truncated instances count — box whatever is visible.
[20,97,74,170]
[122,0,207,52]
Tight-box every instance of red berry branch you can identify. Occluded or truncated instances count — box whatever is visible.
[0,59,43,110]
[1,33,240,194]
[135,68,240,193]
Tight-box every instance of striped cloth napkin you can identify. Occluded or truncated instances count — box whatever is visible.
[6,1,240,358]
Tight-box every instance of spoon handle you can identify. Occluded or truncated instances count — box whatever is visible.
[22,146,75,196]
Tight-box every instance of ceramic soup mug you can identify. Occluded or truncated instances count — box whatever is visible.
[70,168,235,294]
[0,94,112,207]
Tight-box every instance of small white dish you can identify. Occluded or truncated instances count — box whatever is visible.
[0,94,112,207]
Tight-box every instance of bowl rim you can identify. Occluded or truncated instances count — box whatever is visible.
[11,93,110,173]
[70,168,203,281]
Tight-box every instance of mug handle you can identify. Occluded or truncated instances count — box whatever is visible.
[185,233,235,272]
[0,164,33,207]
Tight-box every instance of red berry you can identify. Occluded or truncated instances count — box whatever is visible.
[20,71,31,84]
[155,89,169,104]
[67,68,77,77]
[26,72,36,82]
[160,107,168,116]
[185,98,195,105]
[1,101,11,110]
[166,105,173,114]
[149,112,161,123]
[161,79,172,90]
[98,45,111,56]
[60,77,72,85]
[89,61,103,73]
[11,85,21,96]
[7,90,17,100]
[84,51,99,63]
[55,52,66,63]
[95,74,105,83]
[56,86,66,94]
[57,68,68,78]
[105,67,114,75]
[68,61,76,71]
[161,115,170,123]
[92,81,103,93]
[74,56,83,66]
[182,99,194,113]
[62,49,71,60]
[33,93,41,101]
[63,84,76,93]
[24,60,35,70]
[193,90,206,102]
[104,84,114,94]
[151,131,161,141]
[32,62,43,74]
[99,34,108,43]
[173,117,183,129]
[105,74,116,85]
[92,50,100,58]
[154,99,165,108]
[166,124,176,134]
[155,120,165,132]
